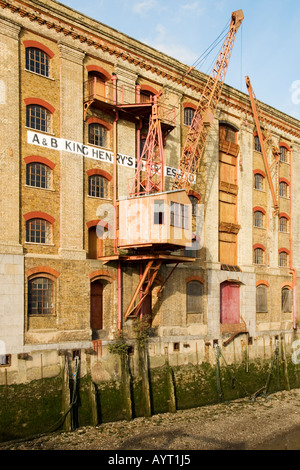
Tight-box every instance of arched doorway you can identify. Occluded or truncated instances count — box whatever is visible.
[220,280,240,324]
[90,280,103,330]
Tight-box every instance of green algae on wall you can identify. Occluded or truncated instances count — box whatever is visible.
[0,376,63,442]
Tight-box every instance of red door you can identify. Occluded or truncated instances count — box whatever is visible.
[90,281,103,330]
[220,281,240,324]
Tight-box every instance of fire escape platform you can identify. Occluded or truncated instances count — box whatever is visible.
[101,252,196,265]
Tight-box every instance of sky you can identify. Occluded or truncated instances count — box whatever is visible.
[60,0,300,120]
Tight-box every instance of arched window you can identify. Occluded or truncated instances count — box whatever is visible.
[256,285,268,313]
[28,277,53,315]
[279,217,288,232]
[254,247,264,265]
[26,104,51,133]
[26,47,50,77]
[184,107,195,126]
[280,146,288,163]
[279,181,288,198]
[254,135,262,152]
[282,287,292,313]
[254,173,264,190]
[88,174,108,198]
[186,280,203,313]
[26,162,51,189]
[26,218,51,244]
[88,123,107,147]
[279,251,288,267]
[254,210,264,228]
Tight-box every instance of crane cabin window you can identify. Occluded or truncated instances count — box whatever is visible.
[170,202,189,229]
[153,200,165,225]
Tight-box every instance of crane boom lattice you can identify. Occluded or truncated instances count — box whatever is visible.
[172,9,244,191]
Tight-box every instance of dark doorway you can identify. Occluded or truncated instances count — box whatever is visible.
[90,280,103,330]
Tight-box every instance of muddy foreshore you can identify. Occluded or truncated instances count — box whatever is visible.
[1,389,300,451]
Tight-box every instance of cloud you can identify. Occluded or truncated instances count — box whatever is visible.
[181,1,205,15]
[132,0,158,15]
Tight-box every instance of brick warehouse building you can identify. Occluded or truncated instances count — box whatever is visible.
[1,0,300,437]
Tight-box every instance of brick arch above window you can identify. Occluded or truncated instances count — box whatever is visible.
[89,269,116,283]
[185,275,205,284]
[26,266,60,279]
[24,97,55,114]
[86,117,112,130]
[279,141,291,151]
[279,248,290,255]
[86,65,111,81]
[278,212,290,220]
[188,190,201,201]
[86,219,112,231]
[279,177,290,185]
[183,102,197,111]
[253,206,266,215]
[281,282,292,289]
[24,155,56,170]
[24,211,55,224]
[23,40,55,58]
[256,280,270,287]
[86,168,112,181]
[139,84,159,95]
[253,243,266,251]
[253,169,266,178]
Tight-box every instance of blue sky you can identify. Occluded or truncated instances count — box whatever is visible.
[61,0,300,120]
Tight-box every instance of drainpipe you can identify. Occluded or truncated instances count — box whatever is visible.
[112,73,122,331]
[289,146,297,330]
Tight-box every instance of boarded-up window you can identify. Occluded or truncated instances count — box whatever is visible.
[186,281,203,313]
[256,285,268,313]
[282,287,292,313]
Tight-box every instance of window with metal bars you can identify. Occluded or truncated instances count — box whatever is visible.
[88,175,108,198]
[279,181,288,198]
[184,107,195,126]
[186,281,203,313]
[282,287,292,313]
[25,48,50,77]
[279,217,288,233]
[254,135,262,152]
[26,104,51,133]
[279,146,287,163]
[256,285,268,313]
[254,248,264,265]
[279,251,288,267]
[254,173,264,190]
[26,162,51,189]
[88,123,107,147]
[26,218,51,244]
[254,211,264,228]
[28,277,53,315]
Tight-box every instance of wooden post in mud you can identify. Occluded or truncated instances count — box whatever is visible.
[61,354,72,431]
[164,346,176,413]
[281,335,290,391]
[138,345,151,417]
[121,354,133,420]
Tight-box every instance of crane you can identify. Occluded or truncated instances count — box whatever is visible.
[172,9,244,191]
[245,76,279,213]
[120,10,244,321]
